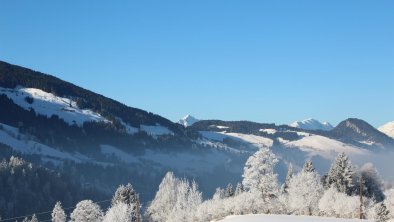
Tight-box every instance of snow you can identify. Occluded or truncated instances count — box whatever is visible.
[290,118,334,131]
[195,139,245,154]
[200,131,273,148]
[178,114,199,127]
[277,137,290,143]
[0,87,109,126]
[260,128,277,134]
[140,125,174,136]
[283,135,369,159]
[116,119,139,135]
[378,121,394,139]
[100,145,139,163]
[0,123,91,163]
[218,214,371,222]
[216,125,230,129]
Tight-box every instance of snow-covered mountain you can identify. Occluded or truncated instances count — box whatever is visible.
[379,121,394,139]
[289,118,334,131]
[178,114,199,127]
[331,118,394,148]
[1,60,393,207]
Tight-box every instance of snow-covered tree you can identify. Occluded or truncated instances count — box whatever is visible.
[103,203,133,222]
[360,163,385,202]
[325,152,354,194]
[146,172,178,221]
[242,147,279,200]
[70,200,103,222]
[31,214,38,222]
[384,189,394,220]
[22,217,29,222]
[226,183,234,198]
[213,187,226,200]
[146,172,202,222]
[374,202,390,222]
[111,183,140,222]
[303,160,315,173]
[169,180,202,222]
[283,163,293,193]
[51,201,66,222]
[235,182,244,196]
[318,186,360,218]
[287,170,323,215]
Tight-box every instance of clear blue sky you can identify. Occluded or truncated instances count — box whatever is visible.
[1,0,393,127]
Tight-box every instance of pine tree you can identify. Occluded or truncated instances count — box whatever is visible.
[112,183,141,222]
[235,182,244,196]
[303,160,315,173]
[51,202,66,222]
[325,152,354,194]
[374,202,389,222]
[283,163,293,193]
[30,214,38,222]
[242,147,279,197]
[226,183,234,198]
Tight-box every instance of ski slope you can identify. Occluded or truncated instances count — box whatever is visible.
[218,214,371,222]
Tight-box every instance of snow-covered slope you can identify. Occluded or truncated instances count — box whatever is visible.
[282,134,369,159]
[178,114,199,127]
[332,118,394,148]
[0,87,109,126]
[0,123,91,163]
[290,118,333,131]
[379,121,394,139]
[0,87,175,138]
[200,131,273,149]
[218,214,371,222]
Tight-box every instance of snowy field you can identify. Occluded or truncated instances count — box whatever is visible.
[218,214,372,222]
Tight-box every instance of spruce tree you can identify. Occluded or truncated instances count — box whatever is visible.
[303,160,315,173]
[226,183,234,198]
[235,182,244,196]
[112,183,141,222]
[31,214,38,222]
[242,147,279,198]
[375,202,389,222]
[51,202,66,222]
[325,152,354,194]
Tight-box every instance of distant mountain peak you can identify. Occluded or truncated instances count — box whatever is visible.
[378,121,394,139]
[178,114,199,127]
[289,118,333,131]
[332,118,394,148]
